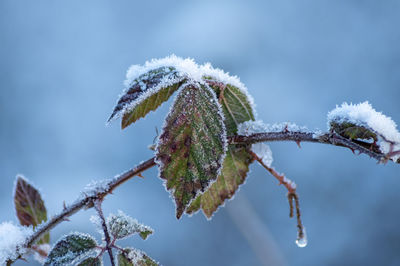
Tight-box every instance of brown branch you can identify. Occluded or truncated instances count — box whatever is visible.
[23,157,156,250]
[230,131,392,163]
[94,200,115,266]
[251,151,305,245]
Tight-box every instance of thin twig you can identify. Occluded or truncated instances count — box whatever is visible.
[94,200,115,266]
[230,131,391,163]
[24,157,156,249]
[251,151,305,242]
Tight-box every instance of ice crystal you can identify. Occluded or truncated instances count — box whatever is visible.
[251,143,273,167]
[0,222,32,264]
[238,120,309,136]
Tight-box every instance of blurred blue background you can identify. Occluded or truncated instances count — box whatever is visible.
[1,1,400,265]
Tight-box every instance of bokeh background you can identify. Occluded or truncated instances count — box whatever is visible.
[1,1,400,265]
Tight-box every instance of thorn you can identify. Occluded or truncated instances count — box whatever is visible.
[349,148,355,154]
[63,201,67,210]
[137,173,144,178]
[62,217,70,222]
[283,124,289,133]
[296,140,301,148]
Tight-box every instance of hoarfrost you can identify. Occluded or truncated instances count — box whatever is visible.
[328,101,400,161]
[107,210,153,240]
[33,243,51,264]
[89,215,104,238]
[238,120,309,136]
[0,222,32,264]
[82,179,111,198]
[283,176,297,190]
[126,248,145,264]
[124,55,202,87]
[251,143,273,167]
[199,62,256,114]
[113,55,257,123]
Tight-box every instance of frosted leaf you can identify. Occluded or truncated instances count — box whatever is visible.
[14,175,49,244]
[0,222,32,264]
[238,120,309,136]
[186,145,253,218]
[44,232,98,266]
[251,143,273,167]
[200,63,256,121]
[295,227,307,248]
[328,102,400,161]
[77,257,103,266]
[117,248,158,266]
[124,55,203,86]
[156,82,227,219]
[109,55,259,130]
[106,210,153,240]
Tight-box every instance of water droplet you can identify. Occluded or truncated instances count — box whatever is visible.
[295,227,307,248]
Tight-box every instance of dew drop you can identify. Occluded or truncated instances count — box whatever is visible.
[295,227,307,248]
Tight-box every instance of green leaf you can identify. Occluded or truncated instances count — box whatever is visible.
[117,248,158,266]
[330,121,378,141]
[44,233,98,266]
[107,210,153,240]
[206,81,255,135]
[78,257,102,266]
[108,66,185,129]
[186,144,253,217]
[156,83,227,219]
[14,176,49,244]
[186,79,256,218]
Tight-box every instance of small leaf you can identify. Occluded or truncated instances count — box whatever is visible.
[186,144,253,217]
[207,82,255,135]
[156,83,227,219]
[44,232,98,266]
[107,210,153,240]
[117,248,158,266]
[78,257,103,266]
[14,175,49,244]
[330,121,378,141]
[108,66,185,128]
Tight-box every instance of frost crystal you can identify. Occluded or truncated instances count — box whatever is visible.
[238,120,309,136]
[328,102,400,161]
[0,222,32,264]
[295,227,308,248]
[82,179,110,198]
[124,55,202,87]
[89,215,104,238]
[114,55,256,123]
[251,143,273,167]
[33,243,51,264]
[107,210,153,240]
[126,248,145,264]
[199,62,256,114]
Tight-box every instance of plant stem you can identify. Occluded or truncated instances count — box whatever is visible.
[24,157,156,249]
[94,200,115,266]
[230,131,389,162]
[20,129,392,259]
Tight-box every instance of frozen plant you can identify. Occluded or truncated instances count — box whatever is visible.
[1,55,399,265]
